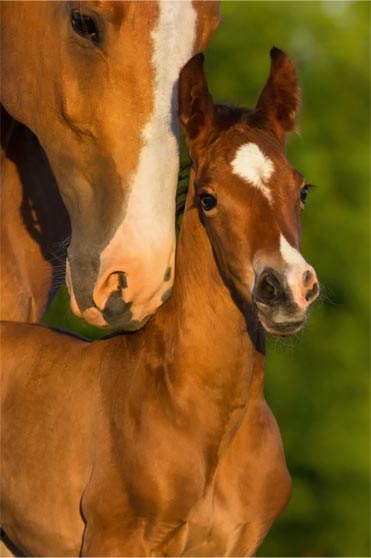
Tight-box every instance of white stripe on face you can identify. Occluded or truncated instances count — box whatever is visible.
[96,2,197,318]
[126,0,198,243]
[280,234,315,308]
[280,234,306,268]
[231,142,274,202]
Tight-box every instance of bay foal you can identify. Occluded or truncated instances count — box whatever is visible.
[1,49,319,556]
[0,1,219,329]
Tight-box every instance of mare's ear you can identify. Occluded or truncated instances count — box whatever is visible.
[178,53,214,154]
[255,47,301,144]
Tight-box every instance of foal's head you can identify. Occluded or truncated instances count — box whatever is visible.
[179,49,319,336]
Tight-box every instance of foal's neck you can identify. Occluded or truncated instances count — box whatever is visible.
[158,175,265,403]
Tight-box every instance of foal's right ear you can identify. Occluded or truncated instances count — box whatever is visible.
[178,53,214,148]
[255,47,301,144]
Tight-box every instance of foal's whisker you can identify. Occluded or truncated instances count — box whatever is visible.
[317,281,338,305]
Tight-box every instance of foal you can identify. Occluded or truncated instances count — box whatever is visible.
[0,48,319,557]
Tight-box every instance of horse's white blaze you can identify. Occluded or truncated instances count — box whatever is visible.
[280,234,314,308]
[231,142,274,202]
[97,1,197,319]
[128,0,197,240]
[280,234,306,268]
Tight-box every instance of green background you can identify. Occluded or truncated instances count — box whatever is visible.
[44,2,371,556]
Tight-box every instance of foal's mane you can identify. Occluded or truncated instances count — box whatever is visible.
[213,104,271,134]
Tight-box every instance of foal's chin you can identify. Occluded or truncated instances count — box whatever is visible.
[254,303,307,337]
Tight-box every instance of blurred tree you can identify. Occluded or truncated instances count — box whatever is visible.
[203,2,370,556]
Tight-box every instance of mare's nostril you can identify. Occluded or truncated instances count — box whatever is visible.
[103,291,132,320]
[305,281,319,302]
[105,271,128,293]
[117,271,128,289]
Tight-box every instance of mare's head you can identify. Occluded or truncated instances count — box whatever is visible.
[179,49,319,336]
[0,1,219,330]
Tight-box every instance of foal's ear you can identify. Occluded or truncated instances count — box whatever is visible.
[178,53,214,149]
[255,47,301,143]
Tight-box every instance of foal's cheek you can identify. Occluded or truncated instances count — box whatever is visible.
[205,223,251,298]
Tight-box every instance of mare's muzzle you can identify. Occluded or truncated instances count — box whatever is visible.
[66,248,175,331]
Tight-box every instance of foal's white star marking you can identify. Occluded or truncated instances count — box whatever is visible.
[231,142,274,202]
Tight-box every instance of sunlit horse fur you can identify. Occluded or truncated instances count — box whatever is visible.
[0,48,319,557]
[0,1,220,330]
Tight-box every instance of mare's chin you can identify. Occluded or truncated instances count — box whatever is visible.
[254,300,307,337]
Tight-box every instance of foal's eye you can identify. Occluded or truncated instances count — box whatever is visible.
[71,10,99,43]
[300,185,309,204]
[199,193,217,212]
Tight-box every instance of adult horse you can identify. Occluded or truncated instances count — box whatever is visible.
[0,48,319,556]
[0,1,220,330]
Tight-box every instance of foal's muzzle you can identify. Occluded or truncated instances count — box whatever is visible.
[253,267,319,336]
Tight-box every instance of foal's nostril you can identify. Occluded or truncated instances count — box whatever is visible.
[261,276,277,299]
[305,281,319,302]
[302,270,313,288]
[256,270,284,304]
[302,269,319,303]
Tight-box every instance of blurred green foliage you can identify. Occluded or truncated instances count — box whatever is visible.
[44,2,370,556]
[204,2,370,556]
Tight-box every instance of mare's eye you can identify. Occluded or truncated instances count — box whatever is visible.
[300,185,309,204]
[71,10,99,43]
[200,193,217,212]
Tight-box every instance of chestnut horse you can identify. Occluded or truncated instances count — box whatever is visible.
[0,1,220,330]
[0,49,319,556]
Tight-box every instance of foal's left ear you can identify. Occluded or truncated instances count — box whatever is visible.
[178,53,215,154]
[255,47,301,144]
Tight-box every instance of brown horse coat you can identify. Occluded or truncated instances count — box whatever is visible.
[0,49,318,556]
